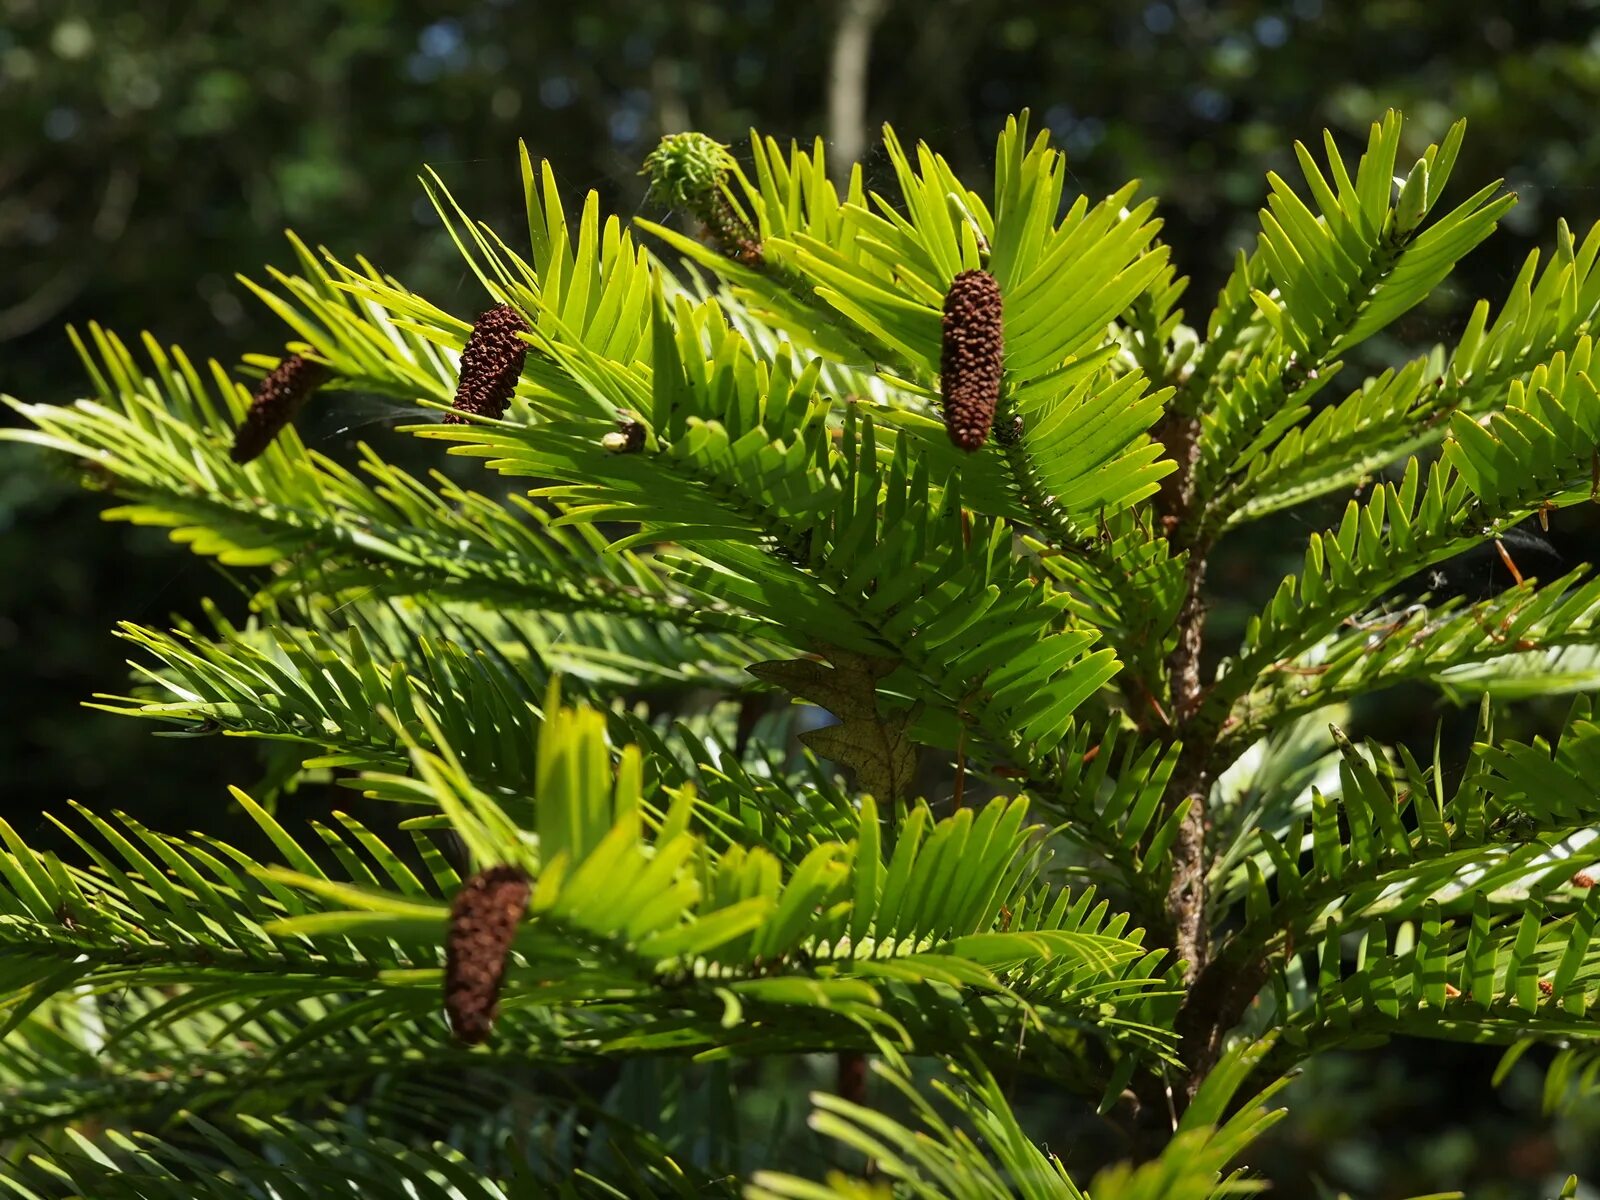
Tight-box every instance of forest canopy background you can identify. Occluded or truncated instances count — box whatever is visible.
[4,2,1600,1194]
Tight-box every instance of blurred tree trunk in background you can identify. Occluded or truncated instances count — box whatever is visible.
[826,0,888,184]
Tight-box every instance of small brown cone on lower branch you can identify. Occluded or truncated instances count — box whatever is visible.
[443,864,531,1045]
[229,354,329,463]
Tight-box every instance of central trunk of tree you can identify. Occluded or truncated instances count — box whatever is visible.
[1154,407,1224,1101]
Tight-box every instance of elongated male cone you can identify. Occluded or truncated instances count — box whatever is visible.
[940,270,1004,451]
[229,354,329,463]
[444,304,531,424]
[443,864,531,1045]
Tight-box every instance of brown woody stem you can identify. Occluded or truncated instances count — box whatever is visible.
[1152,405,1240,1101]
[837,1051,868,1104]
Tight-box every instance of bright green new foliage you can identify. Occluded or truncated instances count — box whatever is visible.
[4,109,1600,1195]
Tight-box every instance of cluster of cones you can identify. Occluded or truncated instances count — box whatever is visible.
[228,304,530,463]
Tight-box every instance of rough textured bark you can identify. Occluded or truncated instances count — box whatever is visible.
[1164,548,1210,990]
[1153,406,1226,1102]
[1154,407,1208,969]
[1176,945,1272,1091]
[1165,764,1210,980]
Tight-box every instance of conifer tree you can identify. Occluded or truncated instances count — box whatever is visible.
[5,109,1600,1195]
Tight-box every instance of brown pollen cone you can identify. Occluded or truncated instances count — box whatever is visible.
[444,304,531,424]
[229,354,330,464]
[443,864,531,1045]
[940,269,1004,451]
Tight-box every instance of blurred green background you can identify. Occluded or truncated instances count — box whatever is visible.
[4,1,1600,1194]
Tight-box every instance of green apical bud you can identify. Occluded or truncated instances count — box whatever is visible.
[1392,158,1429,238]
[642,132,761,264]
[641,132,737,210]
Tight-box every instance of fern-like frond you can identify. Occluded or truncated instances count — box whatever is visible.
[1208,217,1600,529]
[1195,112,1512,509]
[0,991,549,1141]
[237,230,465,406]
[1204,708,1600,1066]
[1447,216,1600,416]
[0,1108,734,1200]
[749,1038,1287,1200]
[643,115,1177,542]
[311,708,1173,1068]
[1213,351,1441,528]
[432,288,835,554]
[250,148,658,425]
[416,144,657,370]
[1218,720,1598,953]
[93,605,554,789]
[1279,886,1600,1054]
[1206,355,1600,735]
[105,591,772,768]
[1232,567,1600,739]
[99,605,874,874]
[437,292,1121,767]
[0,326,767,641]
[787,117,1167,385]
[0,698,1175,1096]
